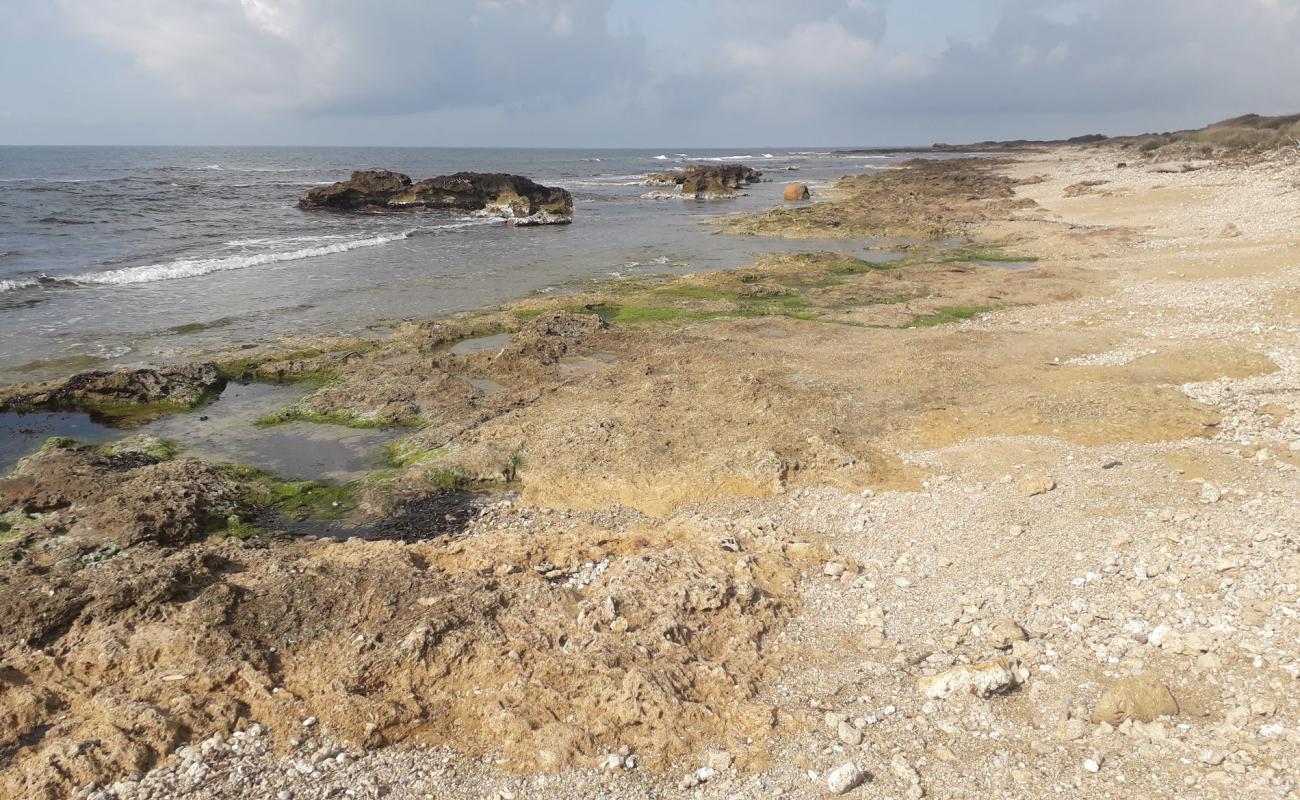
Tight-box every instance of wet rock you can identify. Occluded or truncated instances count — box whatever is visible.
[643,165,763,199]
[783,183,811,201]
[0,363,225,421]
[300,170,573,225]
[1090,675,1179,725]
[503,312,607,365]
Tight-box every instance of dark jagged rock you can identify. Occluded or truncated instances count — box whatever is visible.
[642,164,764,199]
[295,169,413,211]
[300,170,573,225]
[0,363,225,424]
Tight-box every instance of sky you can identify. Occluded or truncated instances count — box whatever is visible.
[2,0,1300,147]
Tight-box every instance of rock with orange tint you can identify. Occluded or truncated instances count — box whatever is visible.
[783,183,811,201]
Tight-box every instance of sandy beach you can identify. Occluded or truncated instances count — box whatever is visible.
[2,142,1299,800]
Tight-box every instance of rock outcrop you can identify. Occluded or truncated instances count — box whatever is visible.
[0,438,245,549]
[0,364,225,423]
[642,164,763,199]
[300,170,573,225]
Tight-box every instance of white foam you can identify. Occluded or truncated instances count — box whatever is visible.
[653,155,670,160]
[70,230,417,287]
[0,277,38,294]
[224,233,360,248]
[64,219,500,288]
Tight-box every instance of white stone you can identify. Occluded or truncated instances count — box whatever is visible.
[919,657,1028,699]
[827,763,866,795]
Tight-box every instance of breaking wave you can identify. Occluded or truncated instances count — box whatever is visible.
[0,218,502,294]
[68,230,419,286]
[0,278,38,293]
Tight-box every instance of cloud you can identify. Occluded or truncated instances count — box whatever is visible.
[31,0,1300,144]
[57,0,647,115]
[886,0,1300,118]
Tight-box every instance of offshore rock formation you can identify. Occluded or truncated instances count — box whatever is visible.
[299,170,573,225]
[643,164,763,199]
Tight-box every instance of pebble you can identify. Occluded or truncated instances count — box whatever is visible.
[826,763,866,795]
[1017,475,1057,497]
[837,720,863,746]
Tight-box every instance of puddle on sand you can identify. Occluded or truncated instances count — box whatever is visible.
[0,382,397,482]
[450,332,512,355]
[558,353,618,375]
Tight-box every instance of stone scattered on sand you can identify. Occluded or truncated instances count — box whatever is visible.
[783,183,811,201]
[985,617,1029,649]
[300,170,573,225]
[837,719,863,746]
[703,749,733,772]
[919,657,1029,699]
[1090,675,1180,725]
[827,763,867,795]
[1017,475,1056,497]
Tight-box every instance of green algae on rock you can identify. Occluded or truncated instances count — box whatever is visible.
[0,364,226,427]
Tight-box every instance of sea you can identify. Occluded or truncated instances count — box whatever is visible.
[0,146,930,384]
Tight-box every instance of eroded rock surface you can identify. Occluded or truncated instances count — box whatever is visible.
[0,439,244,550]
[644,165,764,199]
[300,170,573,225]
[0,363,224,423]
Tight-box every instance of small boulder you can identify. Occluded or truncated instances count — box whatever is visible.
[1017,475,1056,497]
[827,763,867,795]
[783,183,811,201]
[919,656,1028,699]
[1090,675,1179,725]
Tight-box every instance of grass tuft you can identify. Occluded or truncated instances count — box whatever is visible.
[221,464,357,521]
[429,466,469,490]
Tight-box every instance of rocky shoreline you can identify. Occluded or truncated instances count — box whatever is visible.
[3,144,1299,800]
